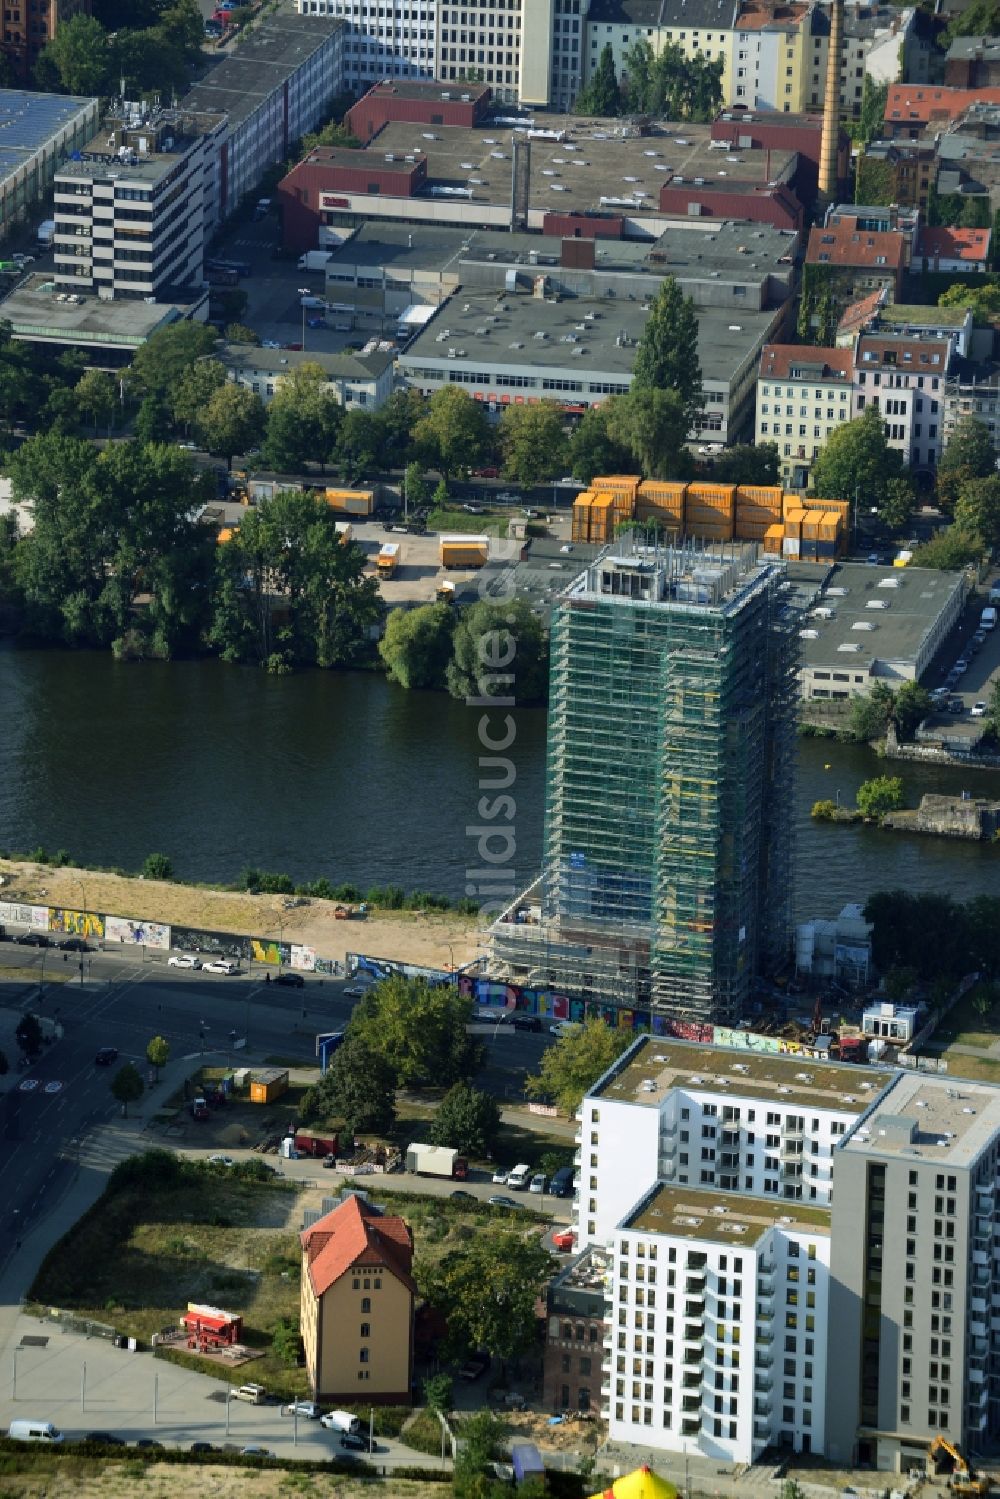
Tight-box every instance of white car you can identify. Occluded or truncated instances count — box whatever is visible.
[168,954,201,969]
[203,958,238,975]
[549,1021,580,1038]
[208,1154,235,1167]
[970,701,989,718]
[344,985,365,997]
[281,1401,320,1419]
[491,1166,509,1184]
[528,1173,547,1194]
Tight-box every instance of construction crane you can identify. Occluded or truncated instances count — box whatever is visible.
[929,1436,991,1498]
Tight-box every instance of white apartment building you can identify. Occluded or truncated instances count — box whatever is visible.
[222,342,394,410]
[584,0,738,105]
[756,343,854,490]
[608,1185,831,1461]
[295,0,586,107]
[52,108,224,299]
[805,3,923,120]
[579,1038,894,1463]
[853,332,950,475]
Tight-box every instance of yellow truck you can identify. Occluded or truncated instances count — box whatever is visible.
[440,534,489,569]
[325,487,374,517]
[377,542,401,577]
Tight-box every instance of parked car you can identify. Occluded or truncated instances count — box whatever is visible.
[459,1352,490,1381]
[322,1153,338,1168]
[230,1383,267,1404]
[450,1189,476,1202]
[511,1014,541,1032]
[273,971,304,988]
[551,1228,576,1251]
[168,954,201,969]
[929,687,949,706]
[955,658,970,674]
[549,1021,580,1038]
[15,932,50,946]
[281,1401,320,1419]
[529,1173,547,1193]
[488,1194,521,1210]
[190,1441,216,1453]
[491,1166,509,1184]
[134,1439,164,1449]
[343,985,364,997]
[948,697,965,714]
[971,701,989,718]
[241,1446,274,1458]
[208,1154,235,1168]
[95,1047,118,1066]
[84,1432,125,1446]
[341,1432,378,1452]
[57,937,90,952]
[203,959,238,975]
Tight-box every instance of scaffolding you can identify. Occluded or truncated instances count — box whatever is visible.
[489,536,799,1025]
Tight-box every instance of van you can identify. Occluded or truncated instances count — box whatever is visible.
[507,1163,532,1191]
[550,1165,575,1198]
[8,1420,64,1444]
[981,606,997,631]
[231,1383,267,1405]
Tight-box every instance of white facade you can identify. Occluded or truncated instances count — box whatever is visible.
[295,0,438,91]
[853,335,950,473]
[756,348,854,490]
[607,1198,830,1462]
[224,348,394,410]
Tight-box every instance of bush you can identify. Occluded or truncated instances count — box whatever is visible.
[856,775,906,820]
[402,1407,447,1457]
[236,867,294,894]
[141,852,174,881]
[271,1315,301,1366]
[811,799,838,821]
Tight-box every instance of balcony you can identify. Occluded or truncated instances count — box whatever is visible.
[755,1352,774,1369]
[754,1376,773,1394]
[683,1322,704,1343]
[757,1275,774,1296]
[682,1372,701,1390]
[758,1259,774,1275]
[754,1419,770,1440]
[681,1420,700,1437]
[782,1122,804,1138]
[756,1302,774,1322]
[686,1271,706,1292]
[757,1329,774,1344]
[684,1300,705,1320]
[681,1396,701,1414]
[683,1348,703,1368]
[754,1400,772,1417]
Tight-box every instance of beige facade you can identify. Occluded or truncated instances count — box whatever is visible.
[756,344,854,489]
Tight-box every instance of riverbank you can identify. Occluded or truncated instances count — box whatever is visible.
[0,860,482,970]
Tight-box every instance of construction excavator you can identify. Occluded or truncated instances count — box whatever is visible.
[929,1436,991,1497]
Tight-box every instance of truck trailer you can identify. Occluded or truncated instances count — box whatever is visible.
[440,534,489,569]
[406,1142,468,1179]
[297,251,332,271]
[326,488,374,518]
[377,542,401,577]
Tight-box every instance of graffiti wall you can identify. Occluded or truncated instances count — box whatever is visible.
[105,915,171,950]
[172,926,257,962]
[0,901,48,929]
[48,908,106,939]
[250,938,291,967]
[349,952,455,985]
[290,944,316,972]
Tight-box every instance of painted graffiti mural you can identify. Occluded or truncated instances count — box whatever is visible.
[105,915,171,950]
[48,908,106,939]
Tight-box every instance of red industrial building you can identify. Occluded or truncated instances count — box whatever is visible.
[279,147,427,253]
[657,179,804,233]
[346,79,491,143]
[541,211,624,240]
[710,109,848,207]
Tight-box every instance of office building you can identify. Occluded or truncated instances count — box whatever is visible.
[294,0,587,108]
[300,1193,415,1403]
[52,107,224,298]
[756,343,853,489]
[825,1072,1000,1469]
[0,90,98,232]
[182,9,345,223]
[490,539,798,1024]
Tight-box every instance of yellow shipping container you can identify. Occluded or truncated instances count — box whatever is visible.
[782,491,807,518]
[591,474,640,500]
[686,482,736,513]
[250,1068,289,1104]
[735,521,769,541]
[325,488,374,517]
[763,523,784,554]
[572,494,593,542]
[638,479,687,505]
[736,485,783,511]
[636,502,683,525]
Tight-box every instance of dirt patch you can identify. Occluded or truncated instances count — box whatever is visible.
[0,1459,446,1499]
[0,860,481,971]
[501,1408,604,1455]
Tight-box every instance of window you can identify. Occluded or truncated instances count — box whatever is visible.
[361,1297,371,1312]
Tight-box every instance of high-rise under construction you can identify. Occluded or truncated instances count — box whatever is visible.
[490,536,799,1025]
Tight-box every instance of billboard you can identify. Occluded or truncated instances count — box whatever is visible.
[105,915,171,950]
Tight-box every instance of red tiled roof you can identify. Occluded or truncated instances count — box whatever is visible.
[806,225,905,270]
[884,83,1000,125]
[301,1194,415,1298]
[836,286,888,338]
[733,1,808,29]
[759,343,853,381]
[918,225,991,262]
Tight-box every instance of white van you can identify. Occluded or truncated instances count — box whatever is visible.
[507,1163,533,1191]
[320,1409,361,1434]
[231,1382,267,1404]
[981,606,997,631]
[8,1419,64,1443]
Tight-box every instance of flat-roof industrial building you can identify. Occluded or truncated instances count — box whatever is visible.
[0,272,207,355]
[0,90,98,235]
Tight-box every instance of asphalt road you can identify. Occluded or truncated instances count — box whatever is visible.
[0,939,555,1251]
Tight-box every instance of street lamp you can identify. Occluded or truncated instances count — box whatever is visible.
[298,288,310,350]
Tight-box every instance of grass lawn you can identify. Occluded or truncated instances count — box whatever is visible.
[425,506,506,537]
[936,1052,1000,1084]
[931,987,1000,1050]
[29,1157,309,1398]
[0,1452,448,1498]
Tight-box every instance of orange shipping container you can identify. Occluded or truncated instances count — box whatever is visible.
[638,479,687,504]
[686,482,736,513]
[782,491,807,518]
[591,474,640,501]
[736,485,783,511]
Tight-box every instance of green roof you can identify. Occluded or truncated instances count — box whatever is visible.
[879,303,969,328]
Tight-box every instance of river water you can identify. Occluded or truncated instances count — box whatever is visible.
[0,646,996,921]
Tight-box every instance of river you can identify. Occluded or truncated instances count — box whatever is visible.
[0,647,996,922]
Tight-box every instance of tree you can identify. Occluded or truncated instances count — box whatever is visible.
[937,415,996,512]
[157,0,204,63]
[75,369,118,436]
[403,461,428,509]
[15,1014,43,1059]
[305,1032,397,1137]
[40,13,108,94]
[856,774,905,820]
[130,322,219,402]
[847,681,894,743]
[379,600,454,690]
[413,386,489,481]
[446,598,548,706]
[133,394,173,444]
[335,409,383,481]
[988,676,1000,739]
[630,276,701,420]
[576,42,620,115]
[955,474,1000,550]
[939,279,1000,327]
[605,388,690,478]
[418,1232,552,1367]
[224,323,260,345]
[431,1082,502,1158]
[945,0,1000,40]
[912,526,984,570]
[207,488,381,668]
[453,1409,508,1499]
[146,1035,170,1080]
[195,382,265,469]
[263,362,342,474]
[271,1316,301,1367]
[111,1061,145,1116]
[568,405,631,483]
[499,403,568,485]
[881,475,916,531]
[525,1017,633,1115]
[142,852,173,880]
[854,78,889,147]
[810,406,906,511]
[348,976,484,1089]
[892,682,932,742]
[620,37,723,121]
[711,443,780,485]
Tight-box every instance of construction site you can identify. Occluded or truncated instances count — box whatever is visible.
[489,533,799,1026]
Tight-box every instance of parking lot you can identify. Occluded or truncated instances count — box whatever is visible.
[920,593,999,732]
